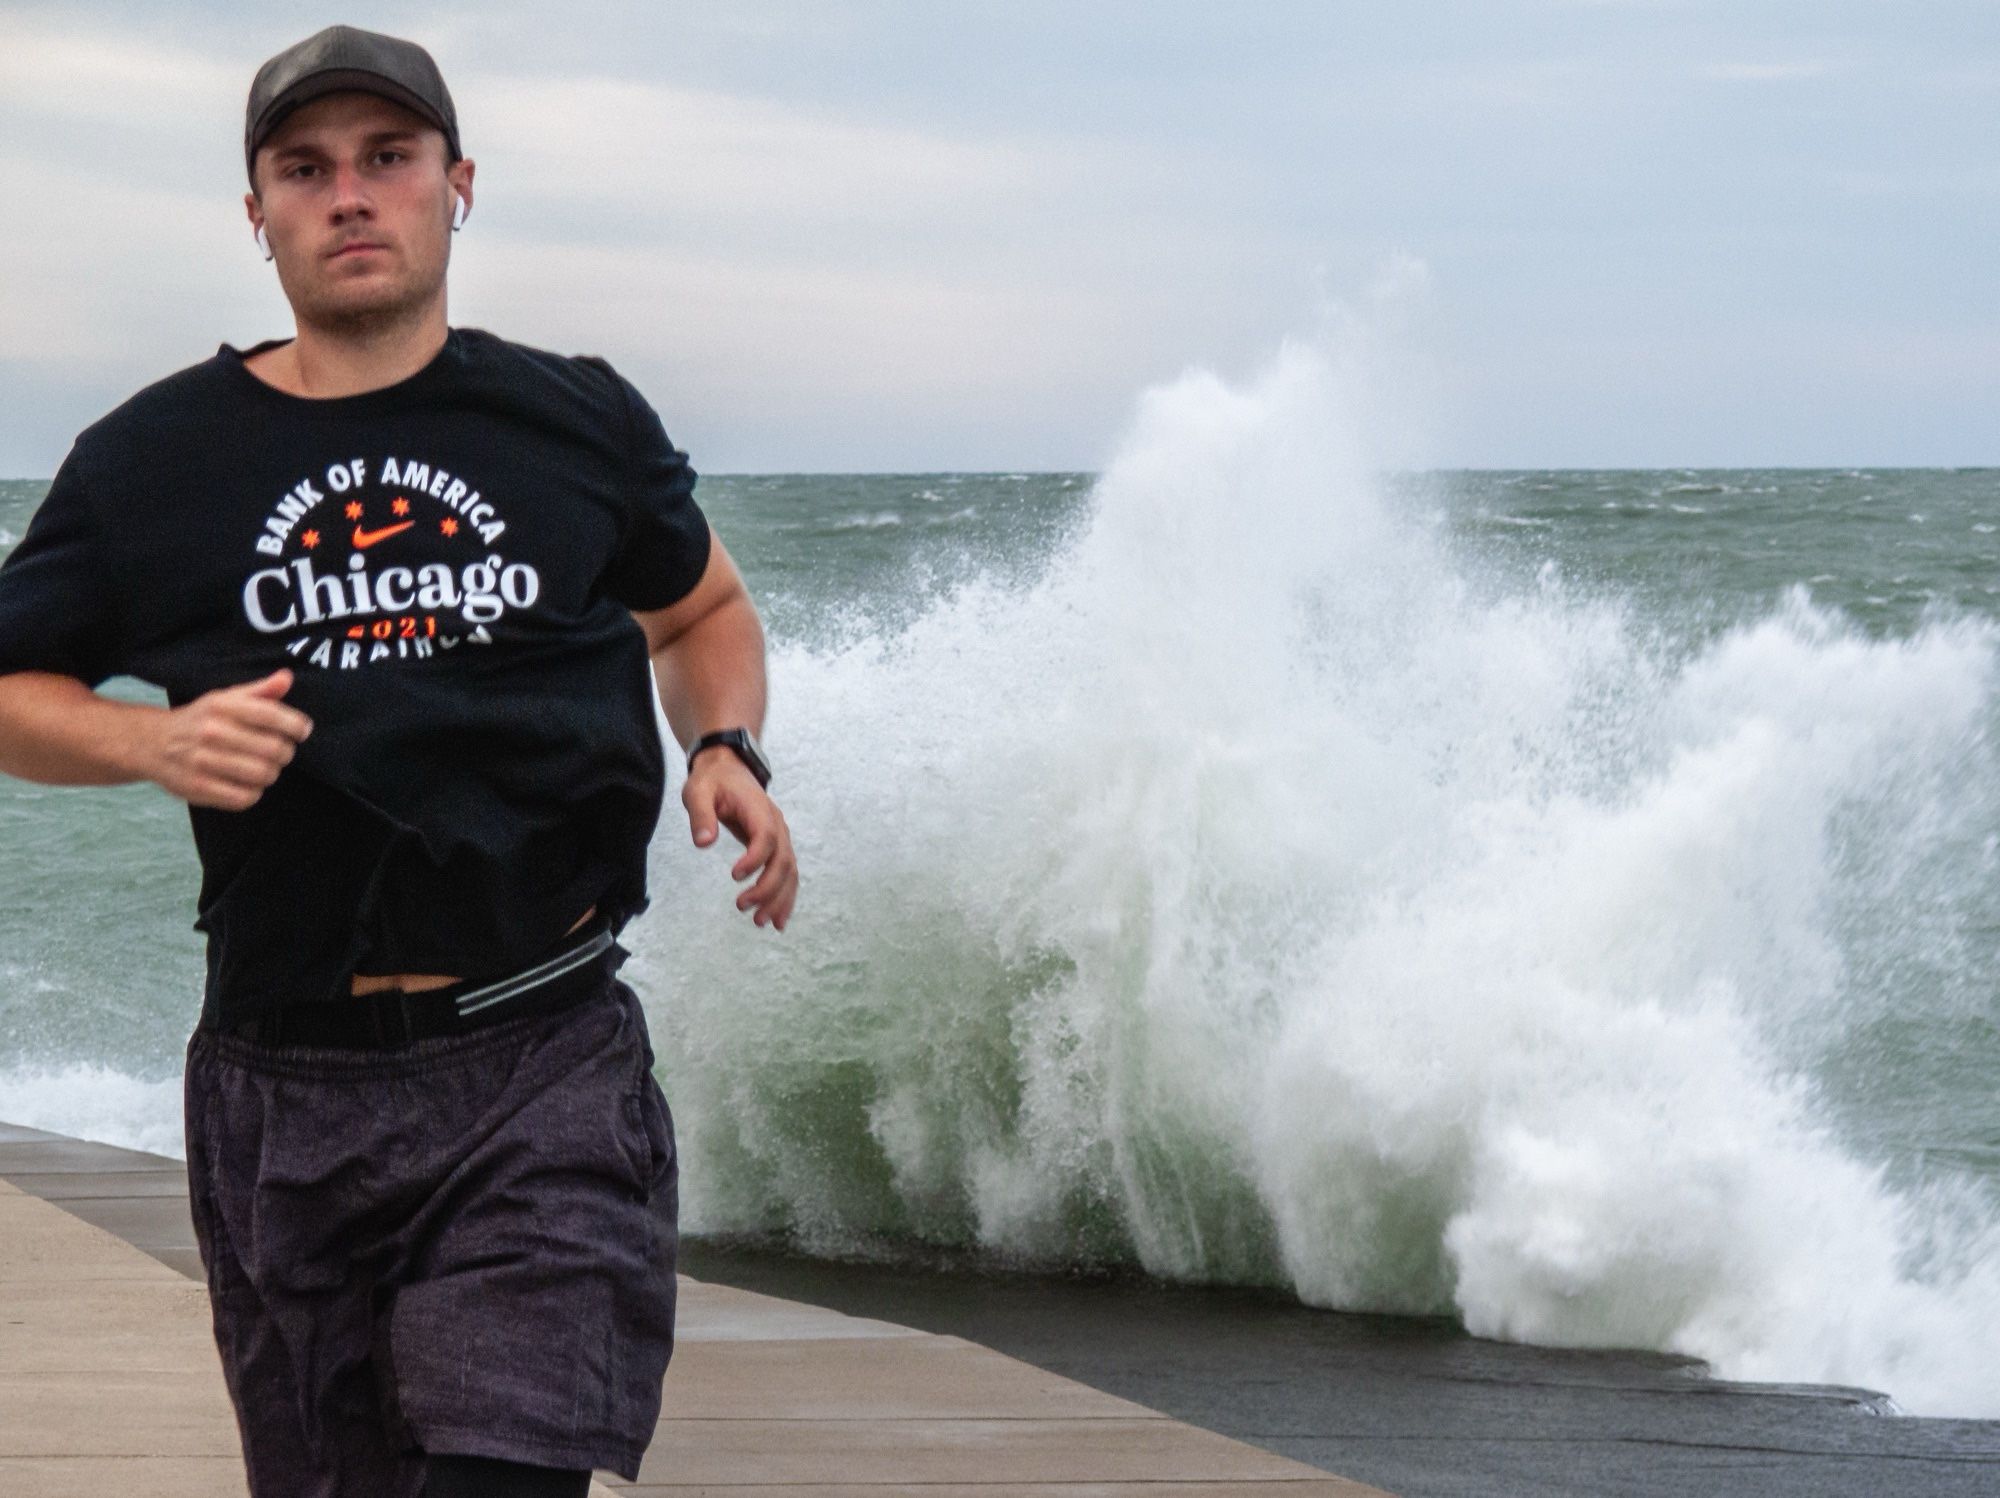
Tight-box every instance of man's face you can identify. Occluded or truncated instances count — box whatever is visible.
[245,90,473,331]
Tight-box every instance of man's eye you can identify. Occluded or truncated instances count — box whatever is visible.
[376,150,406,164]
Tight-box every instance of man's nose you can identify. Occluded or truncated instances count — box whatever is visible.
[327,160,373,218]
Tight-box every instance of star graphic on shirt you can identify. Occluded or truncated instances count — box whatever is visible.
[440,517,459,536]
[391,496,411,516]
[344,500,364,521]
[300,528,320,549]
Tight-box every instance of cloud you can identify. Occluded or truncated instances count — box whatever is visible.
[0,7,1281,472]
[1699,60,1845,83]
[460,67,1142,258]
[1825,166,2000,198]
[0,2,1993,470]
[0,16,239,128]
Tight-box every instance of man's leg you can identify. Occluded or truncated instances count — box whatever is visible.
[184,1030,429,1498]
[381,975,677,1481]
[422,1453,592,1497]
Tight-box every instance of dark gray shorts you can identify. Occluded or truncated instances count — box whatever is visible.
[183,967,678,1495]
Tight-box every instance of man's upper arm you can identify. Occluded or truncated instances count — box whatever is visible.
[0,453,127,689]
[629,524,745,655]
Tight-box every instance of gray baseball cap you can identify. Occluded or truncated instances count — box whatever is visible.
[245,24,461,185]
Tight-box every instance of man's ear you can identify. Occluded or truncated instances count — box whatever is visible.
[446,155,475,220]
[243,189,272,260]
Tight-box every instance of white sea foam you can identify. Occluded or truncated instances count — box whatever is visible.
[636,304,2000,1417]
[0,1062,185,1159]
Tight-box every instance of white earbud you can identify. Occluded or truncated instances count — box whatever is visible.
[451,195,467,232]
[256,225,272,261]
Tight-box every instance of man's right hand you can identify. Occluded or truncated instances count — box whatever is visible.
[146,667,314,811]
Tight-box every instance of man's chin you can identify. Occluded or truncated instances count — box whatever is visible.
[298,279,437,332]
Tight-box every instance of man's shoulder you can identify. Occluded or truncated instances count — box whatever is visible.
[69,346,237,457]
[458,326,635,418]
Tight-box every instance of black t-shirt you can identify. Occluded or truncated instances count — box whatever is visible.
[0,326,712,1031]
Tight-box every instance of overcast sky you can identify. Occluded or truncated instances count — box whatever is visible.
[1,1,1994,473]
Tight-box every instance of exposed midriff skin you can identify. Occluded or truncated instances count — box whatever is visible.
[347,903,596,995]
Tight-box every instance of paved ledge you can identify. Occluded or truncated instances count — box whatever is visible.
[0,1121,1393,1496]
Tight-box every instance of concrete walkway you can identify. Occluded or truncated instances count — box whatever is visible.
[0,1121,1392,1495]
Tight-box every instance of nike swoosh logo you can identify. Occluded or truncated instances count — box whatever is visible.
[352,520,415,548]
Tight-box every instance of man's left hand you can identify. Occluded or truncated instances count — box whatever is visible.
[683,749,796,931]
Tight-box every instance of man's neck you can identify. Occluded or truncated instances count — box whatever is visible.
[249,304,450,399]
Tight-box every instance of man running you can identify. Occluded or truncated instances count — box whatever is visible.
[0,23,796,1498]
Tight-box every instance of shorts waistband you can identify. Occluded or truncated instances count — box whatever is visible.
[218,911,623,1052]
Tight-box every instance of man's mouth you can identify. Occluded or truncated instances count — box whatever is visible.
[328,242,388,259]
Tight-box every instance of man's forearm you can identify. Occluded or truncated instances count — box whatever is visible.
[649,592,768,753]
[0,671,162,786]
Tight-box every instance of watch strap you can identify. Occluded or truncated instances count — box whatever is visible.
[685,727,772,789]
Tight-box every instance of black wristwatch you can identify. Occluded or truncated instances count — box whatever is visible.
[685,727,772,789]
